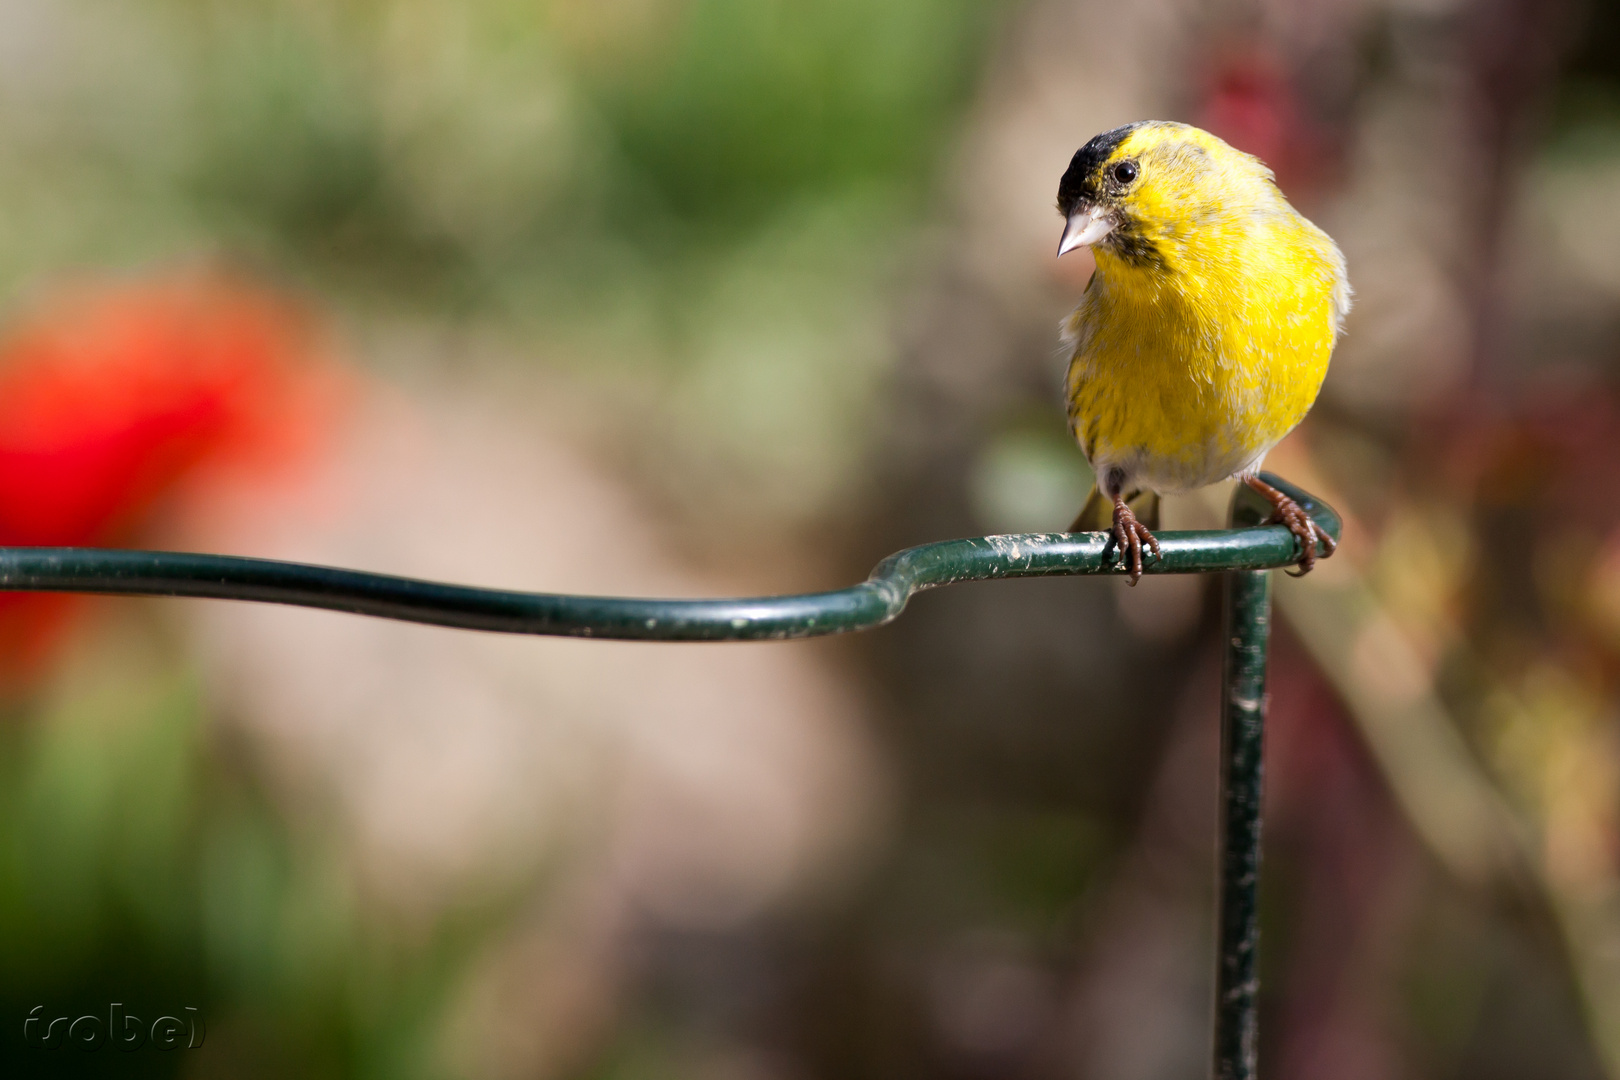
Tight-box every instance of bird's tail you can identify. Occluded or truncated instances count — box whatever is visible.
[1068,486,1159,532]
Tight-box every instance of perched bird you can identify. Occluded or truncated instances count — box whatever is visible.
[1056,120,1348,583]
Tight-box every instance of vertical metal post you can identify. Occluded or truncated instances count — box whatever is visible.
[1215,568,1271,1080]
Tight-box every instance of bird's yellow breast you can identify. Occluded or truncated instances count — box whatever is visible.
[1064,201,1345,494]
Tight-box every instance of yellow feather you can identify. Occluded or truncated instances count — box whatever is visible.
[1060,122,1349,499]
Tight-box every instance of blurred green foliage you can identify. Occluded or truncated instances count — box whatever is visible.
[0,618,541,1077]
[585,0,994,231]
[39,0,1005,527]
[0,0,1001,307]
[0,1,1008,1076]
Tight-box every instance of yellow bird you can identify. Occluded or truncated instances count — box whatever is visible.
[1056,121,1349,583]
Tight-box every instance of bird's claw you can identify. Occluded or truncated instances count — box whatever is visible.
[1107,501,1161,586]
[1243,476,1335,576]
[1271,496,1335,576]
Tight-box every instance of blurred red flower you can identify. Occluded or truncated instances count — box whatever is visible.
[1195,46,1334,201]
[0,271,346,679]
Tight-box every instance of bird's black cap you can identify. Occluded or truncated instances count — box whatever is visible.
[1057,122,1145,213]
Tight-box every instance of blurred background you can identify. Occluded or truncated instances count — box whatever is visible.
[1,0,1620,1076]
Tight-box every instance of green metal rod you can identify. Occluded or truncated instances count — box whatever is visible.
[1214,483,1283,1080]
[0,468,1320,1075]
[1217,568,1271,1080]
[0,474,1335,640]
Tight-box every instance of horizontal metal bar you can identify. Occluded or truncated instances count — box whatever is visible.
[0,474,1337,641]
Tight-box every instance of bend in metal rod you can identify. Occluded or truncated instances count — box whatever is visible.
[0,474,1335,641]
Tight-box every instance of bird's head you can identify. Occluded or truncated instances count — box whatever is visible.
[1056,121,1276,270]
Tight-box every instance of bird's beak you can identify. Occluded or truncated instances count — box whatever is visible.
[1057,203,1115,257]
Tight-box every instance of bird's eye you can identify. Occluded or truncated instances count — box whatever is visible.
[1112,161,1139,185]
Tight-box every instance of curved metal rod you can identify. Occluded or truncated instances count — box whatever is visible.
[0,473,1336,641]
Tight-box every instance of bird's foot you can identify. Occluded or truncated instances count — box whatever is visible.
[1104,499,1161,586]
[1245,476,1336,576]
